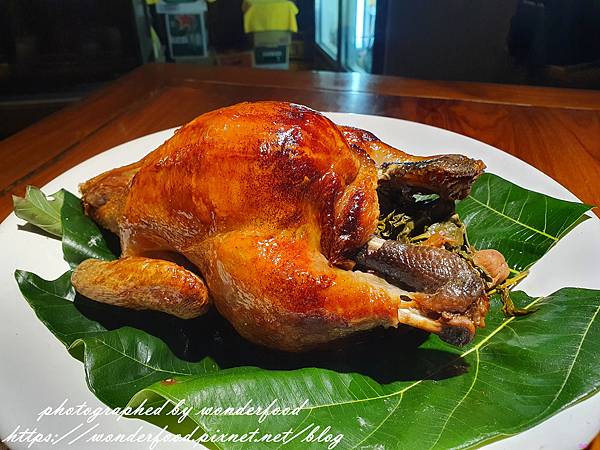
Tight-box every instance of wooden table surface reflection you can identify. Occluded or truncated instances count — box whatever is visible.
[1,63,600,219]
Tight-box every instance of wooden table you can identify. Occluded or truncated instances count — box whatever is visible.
[2,63,600,219]
[0,63,599,447]
[1,63,600,221]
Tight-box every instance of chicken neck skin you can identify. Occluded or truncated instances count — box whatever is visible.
[73,101,495,351]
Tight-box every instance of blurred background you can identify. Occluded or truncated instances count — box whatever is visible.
[2,0,600,139]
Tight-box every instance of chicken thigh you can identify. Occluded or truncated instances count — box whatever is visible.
[72,101,507,352]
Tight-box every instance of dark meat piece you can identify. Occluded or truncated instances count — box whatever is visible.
[355,236,489,346]
[355,237,485,314]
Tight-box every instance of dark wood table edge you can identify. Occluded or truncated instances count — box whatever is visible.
[0,67,166,200]
[154,63,600,111]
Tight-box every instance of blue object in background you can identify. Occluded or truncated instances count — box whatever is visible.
[315,0,380,73]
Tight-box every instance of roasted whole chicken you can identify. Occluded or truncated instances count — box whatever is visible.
[72,101,509,352]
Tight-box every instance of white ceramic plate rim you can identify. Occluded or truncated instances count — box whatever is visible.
[0,112,598,449]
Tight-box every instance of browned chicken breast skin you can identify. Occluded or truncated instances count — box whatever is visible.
[72,101,505,351]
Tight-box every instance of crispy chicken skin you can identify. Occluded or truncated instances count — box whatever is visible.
[73,101,500,351]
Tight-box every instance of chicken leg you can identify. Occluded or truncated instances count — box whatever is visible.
[194,229,464,351]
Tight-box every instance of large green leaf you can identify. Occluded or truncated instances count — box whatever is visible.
[127,290,600,449]
[15,270,105,347]
[14,174,600,449]
[15,270,219,407]
[18,271,600,449]
[456,173,593,271]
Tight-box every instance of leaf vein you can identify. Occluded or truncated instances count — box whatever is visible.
[467,195,558,241]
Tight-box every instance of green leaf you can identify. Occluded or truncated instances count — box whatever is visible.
[456,173,593,271]
[13,174,600,449]
[127,290,599,450]
[70,329,220,408]
[413,193,440,203]
[15,270,219,408]
[14,270,105,347]
[60,190,116,266]
[12,186,64,237]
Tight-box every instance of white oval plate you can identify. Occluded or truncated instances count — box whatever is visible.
[1,112,598,450]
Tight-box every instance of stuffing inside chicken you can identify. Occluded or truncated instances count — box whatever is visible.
[71,101,509,351]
